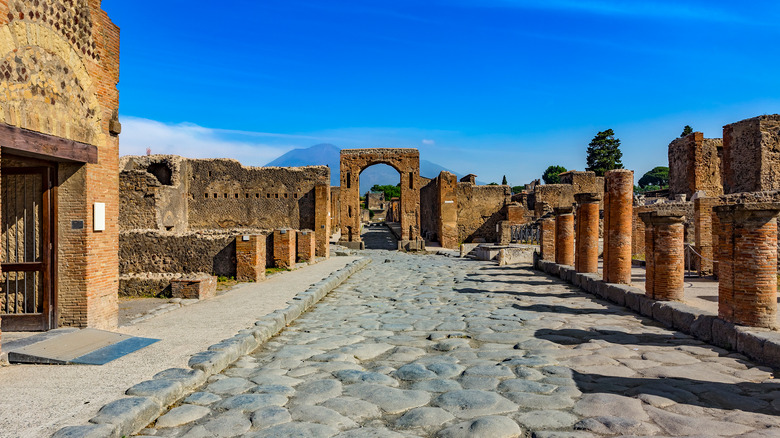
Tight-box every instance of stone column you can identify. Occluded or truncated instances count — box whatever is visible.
[236,235,266,282]
[575,193,601,273]
[715,203,780,328]
[273,228,297,269]
[540,215,556,262]
[640,211,686,301]
[711,206,721,279]
[603,169,634,284]
[554,206,575,266]
[694,197,718,275]
[297,230,316,262]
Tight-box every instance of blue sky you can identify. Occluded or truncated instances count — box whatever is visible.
[104,0,780,185]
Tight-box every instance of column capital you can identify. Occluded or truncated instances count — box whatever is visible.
[574,192,602,204]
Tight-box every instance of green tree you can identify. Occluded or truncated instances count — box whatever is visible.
[488,182,499,186]
[511,185,525,194]
[638,166,669,188]
[586,129,623,176]
[370,184,401,200]
[542,165,567,184]
[680,125,693,137]
[501,175,508,185]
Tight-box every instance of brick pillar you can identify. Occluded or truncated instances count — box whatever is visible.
[540,215,556,262]
[640,211,686,301]
[314,184,331,258]
[603,169,634,284]
[694,197,718,275]
[575,193,601,273]
[236,235,266,282]
[554,206,575,266]
[715,203,780,328]
[711,207,721,279]
[297,230,316,262]
[273,229,297,269]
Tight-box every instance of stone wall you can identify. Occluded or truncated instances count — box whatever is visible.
[456,183,512,243]
[722,115,780,194]
[188,159,329,230]
[420,177,440,241]
[120,155,189,232]
[668,132,723,199]
[534,184,574,218]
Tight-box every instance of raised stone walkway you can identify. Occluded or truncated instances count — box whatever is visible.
[0,256,361,438]
[135,250,780,437]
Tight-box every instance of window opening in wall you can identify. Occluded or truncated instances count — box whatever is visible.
[409,172,414,189]
[224,193,228,198]
[166,226,174,231]
[213,193,217,198]
[346,173,351,189]
[267,193,271,198]
[294,194,298,199]
[245,193,249,198]
[235,193,239,198]
[147,163,173,185]
[204,193,208,199]
[284,193,288,198]
[208,171,212,177]
[275,194,279,198]
[349,206,353,218]
[256,193,260,198]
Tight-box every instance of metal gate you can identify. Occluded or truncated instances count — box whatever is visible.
[1,167,54,331]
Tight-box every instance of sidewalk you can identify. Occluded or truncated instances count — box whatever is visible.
[0,256,360,438]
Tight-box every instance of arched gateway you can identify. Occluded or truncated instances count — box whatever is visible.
[339,148,424,250]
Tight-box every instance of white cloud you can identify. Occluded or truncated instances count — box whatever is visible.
[118,117,299,166]
[422,139,436,145]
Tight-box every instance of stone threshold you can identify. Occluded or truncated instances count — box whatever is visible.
[533,255,780,370]
[52,257,372,438]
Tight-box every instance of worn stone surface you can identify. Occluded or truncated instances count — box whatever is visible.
[140,244,780,437]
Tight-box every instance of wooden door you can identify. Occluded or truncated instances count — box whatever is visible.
[1,167,54,331]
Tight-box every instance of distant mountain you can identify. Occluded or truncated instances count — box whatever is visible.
[266,144,473,193]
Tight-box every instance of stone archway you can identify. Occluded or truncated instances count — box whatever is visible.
[339,148,423,250]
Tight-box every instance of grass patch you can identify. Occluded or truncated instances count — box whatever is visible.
[216,276,238,291]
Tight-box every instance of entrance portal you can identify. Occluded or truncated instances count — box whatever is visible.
[339,149,423,250]
[1,163,55,331]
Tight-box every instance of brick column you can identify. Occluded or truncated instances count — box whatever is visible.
[575,193,601,273]
[603,169,634,284]
[314,184,331,258]
[711,205,721,279]
[694,197,718,275]
[554,206,575,266]
[297,230,316,263]
[236,235,266,282]
[640,211,686,301]
[540,215,556,262]
[715,203,780,328]
[273,229,297,269]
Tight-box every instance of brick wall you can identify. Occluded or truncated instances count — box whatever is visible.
[236,235,266,282]
[1,0,121,329]
[273,229,296,269]
[297,230,316,262]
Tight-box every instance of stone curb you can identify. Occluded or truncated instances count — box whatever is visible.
[51,257,372,438]
[532,254,780,369]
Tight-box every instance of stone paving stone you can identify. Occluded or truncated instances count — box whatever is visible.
[144,248,780,437]
[155,404,211,429]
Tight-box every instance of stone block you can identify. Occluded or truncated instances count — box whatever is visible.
[690,314,715,342]
[624,290,643,313]
[640,297,655,318]
[711,318,738,350]
[668,302,700,332]
[605,284,627,307]
[171,275,217,300]
[735,327,768,364]
[760,332,780,368]
[652,302,674,328]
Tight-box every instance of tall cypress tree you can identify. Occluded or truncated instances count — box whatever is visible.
[586,129,624,176]
[501,175,508,185]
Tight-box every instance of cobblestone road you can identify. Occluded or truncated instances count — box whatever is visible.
[138,250,780,437]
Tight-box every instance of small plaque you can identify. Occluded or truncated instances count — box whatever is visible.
[71,220,84,230]
[242,235,250,241]
[444,200,455,204]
